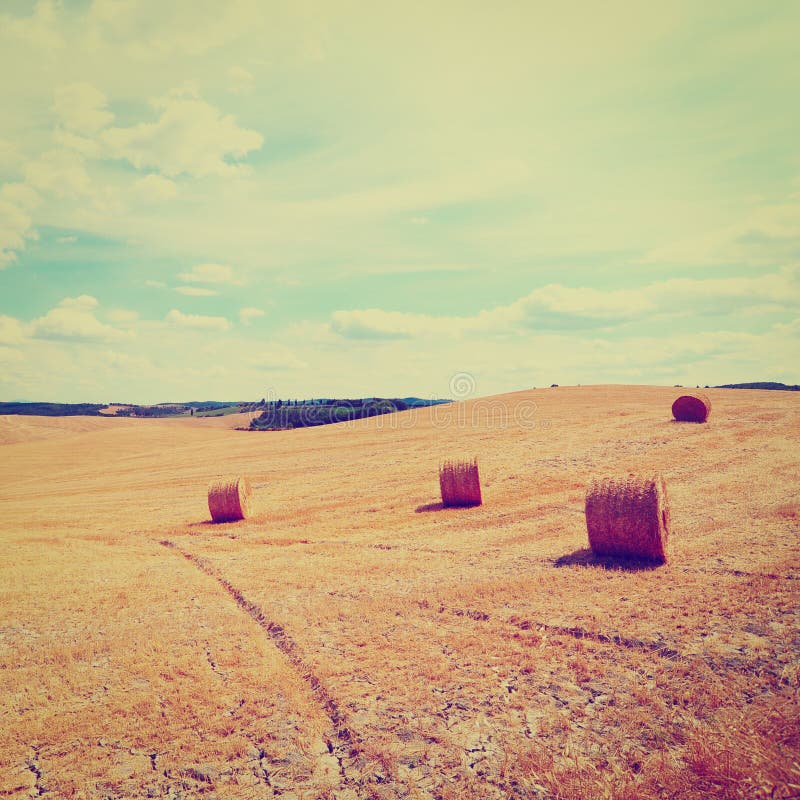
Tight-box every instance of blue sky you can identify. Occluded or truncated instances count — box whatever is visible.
[0,1,798,403]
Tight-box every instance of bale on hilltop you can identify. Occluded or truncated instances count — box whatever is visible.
[585,474,670,563]
[439,457,482,507]
[208,476,251,522]
[672,393,711,423]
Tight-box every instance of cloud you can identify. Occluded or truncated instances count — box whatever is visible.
[248,350,307,370]
[643,196,800,267]
[513,285,655,327]
[58,294,98,310]
[0,0,64,51]
[239,307,265,324]
[331,309,447,340]
[134,173,178,201]
[0,183,40,268]
[24,149,93,198]
[0,345,24,365]
[85,0,261,59]
[178,262,241,284]
[106,308,139,323]
[101,85,263,177]
[56,235,77,244]
[228,65,254,93]
[330,284,652,340]
[98,349,150,370]
[0,138,19,172]
[145,279,166,288]
[53,82,114,135]
[0,315,26,345]
[343,263,476,278]
[165,308,230,331]
[175,286,218,296]
[330,268,800,339]
[31,295,129,342]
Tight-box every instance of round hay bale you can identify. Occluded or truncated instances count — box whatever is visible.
[672,393,711,423]
[439,457,482,508]
[208,476,251,523]
[585,474,670,563]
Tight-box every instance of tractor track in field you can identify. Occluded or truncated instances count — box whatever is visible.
[426,603,785,683]
[159,539,396,799]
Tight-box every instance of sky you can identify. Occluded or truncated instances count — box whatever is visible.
[0,0,798,403]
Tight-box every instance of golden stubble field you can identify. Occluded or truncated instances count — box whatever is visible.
[0,385,798,800]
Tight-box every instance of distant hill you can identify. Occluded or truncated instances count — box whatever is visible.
[716,382,800,391]
[0,402,107,416]
[0,397,452,418]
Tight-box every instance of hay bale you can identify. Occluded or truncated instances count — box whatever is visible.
[672,393,711,423]
[585,474,670,563]
[439,457,482,507]
[208,476,251,522]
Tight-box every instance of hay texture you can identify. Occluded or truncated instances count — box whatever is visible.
[672,393,711,423]
[439,457,482,508]
[585,474,670,563]
[208,476,251,523]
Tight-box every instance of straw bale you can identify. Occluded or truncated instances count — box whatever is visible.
[208,476,251,523]
[672,393,711,423]
[439,457,482,508]
[585,474,670,562]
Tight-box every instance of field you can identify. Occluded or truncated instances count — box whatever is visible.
[0,386,798,799]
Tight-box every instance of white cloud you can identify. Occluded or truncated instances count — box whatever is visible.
[0,138,19,172]
[134,173,178,201]
[248,350,306,370]
[106,308,139,323]
[0,0,64,51]
[643,195,800,267]
[56,235,77,244]
[0,315,26,345]
[0,183,40,268]
[0,345,24,365]
[330,268,800,339]
[145,279,166,288]
[331,309,453,340]
[59,294,99,310]
[85,0,261,59]
[228,65,254,93]
[30,295,129,342]
[514,285,655,324]
[178,262,241,284]
[24,149,93,197]
[239,306,265,324]
[53,128,103,158]
[165,308,230,331]
[53,82,114,135]
[101,85,263,177]
[98,349,150,370]
[175,286,218,296]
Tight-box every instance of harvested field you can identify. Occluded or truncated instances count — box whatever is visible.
[1,385,798,799]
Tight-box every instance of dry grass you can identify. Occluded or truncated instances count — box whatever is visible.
[439,457,482,508]
[1,385,798,799]
[585,474,669,562]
